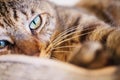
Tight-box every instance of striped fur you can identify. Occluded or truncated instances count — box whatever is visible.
[0,0,120,79]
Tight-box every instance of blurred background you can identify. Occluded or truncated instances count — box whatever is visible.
[49,0,79,6]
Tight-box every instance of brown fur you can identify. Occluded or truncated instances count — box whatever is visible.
[0,0,120,79]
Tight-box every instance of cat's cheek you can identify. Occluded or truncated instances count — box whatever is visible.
[36,17,56,43]
[0,48,11,55]
[38,34,51,46]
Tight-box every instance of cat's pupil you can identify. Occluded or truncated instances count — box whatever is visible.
[0,40,9,49]
[29,15,41,30]
[33,20,36,25]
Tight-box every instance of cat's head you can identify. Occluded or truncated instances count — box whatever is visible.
[0,0,59,56]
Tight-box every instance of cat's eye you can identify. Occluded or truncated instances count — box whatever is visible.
[0,40,9,49]
[29,15,42,30]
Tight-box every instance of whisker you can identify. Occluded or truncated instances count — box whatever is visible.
[46,27,94,52]
[54,31,92,47]
[53,26,95,46]
[46,31,92,53]
[53,30,80,45]
[46,27,78,53]
[46,26,97,54]
[52,46,76,50]
[53,26,110,48]
[52,26,78,43]
[53,51,72,53]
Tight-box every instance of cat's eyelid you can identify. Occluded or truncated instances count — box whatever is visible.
[29,14,41,23]
[0,36,14,44]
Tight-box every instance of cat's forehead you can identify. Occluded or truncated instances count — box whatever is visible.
[0,0,56,29]
[0,0,53,20]
[0,0,40,15]
[0,0,43,27]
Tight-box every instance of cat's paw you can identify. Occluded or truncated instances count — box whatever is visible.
[68,41,110,69]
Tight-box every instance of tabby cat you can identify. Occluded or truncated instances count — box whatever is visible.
[0,0,120,78]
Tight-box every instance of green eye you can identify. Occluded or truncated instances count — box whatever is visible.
[0,40,9,49]
[29,15,42,30]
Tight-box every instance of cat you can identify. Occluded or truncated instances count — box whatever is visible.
[0,0,120,79]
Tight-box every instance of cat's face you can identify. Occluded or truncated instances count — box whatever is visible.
[0,0,58,56]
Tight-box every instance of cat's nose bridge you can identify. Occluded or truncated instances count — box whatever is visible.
[12,29,40,55]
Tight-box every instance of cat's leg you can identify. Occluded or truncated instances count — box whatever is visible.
[68,41,110,69]
[68,26,120,69]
